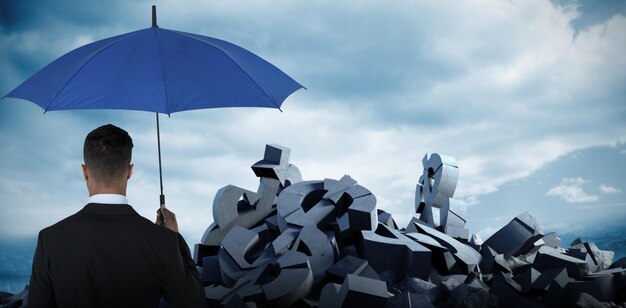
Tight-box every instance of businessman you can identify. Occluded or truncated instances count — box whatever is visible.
[28,124,205,307]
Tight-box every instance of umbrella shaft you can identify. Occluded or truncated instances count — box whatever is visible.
[156,113,165,205]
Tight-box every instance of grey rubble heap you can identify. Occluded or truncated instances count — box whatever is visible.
[194,145,626,307]
[1,145,625,308]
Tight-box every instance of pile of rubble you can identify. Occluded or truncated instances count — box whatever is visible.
[1,144,625,308]
[192,145,626,307]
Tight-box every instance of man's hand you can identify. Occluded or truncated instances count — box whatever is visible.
[156,204,179,233]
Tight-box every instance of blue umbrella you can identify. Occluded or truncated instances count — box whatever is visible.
[3,6,304,207]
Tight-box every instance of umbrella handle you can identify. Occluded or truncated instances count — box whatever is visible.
[159,194,165,226]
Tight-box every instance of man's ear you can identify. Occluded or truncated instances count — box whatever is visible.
[127,164,134,180]
[81,164,88,181]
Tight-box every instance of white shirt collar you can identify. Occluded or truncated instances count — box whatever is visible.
[88,194,128,205]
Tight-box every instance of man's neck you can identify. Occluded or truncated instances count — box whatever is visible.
[88,189,126,197]
[87,183,127,196]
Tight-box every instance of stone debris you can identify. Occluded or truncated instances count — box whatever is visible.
[1,144,624,308]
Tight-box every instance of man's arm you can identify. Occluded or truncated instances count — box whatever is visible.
[161,233,205,307]
[28,231,58,308]
[157,205,205,307]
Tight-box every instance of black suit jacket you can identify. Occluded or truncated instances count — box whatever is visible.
[28,203,205,308]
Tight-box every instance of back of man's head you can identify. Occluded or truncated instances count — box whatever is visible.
[83,124,133,182]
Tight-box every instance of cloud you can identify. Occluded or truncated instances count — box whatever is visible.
[551,0,626,36]
[463,196,481,207]
[476,226,498,240]
[547,177,598,203]
[576,202,626,210]
[600,185,621,194]
[542,222,570,232]
[1,0,625,240]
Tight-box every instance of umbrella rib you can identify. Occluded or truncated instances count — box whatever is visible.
[169,30,280,109]
[45,30,144,111]
[152,29,171,115]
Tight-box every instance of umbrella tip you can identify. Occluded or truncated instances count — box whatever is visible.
[152,5,158,28]
[279,108,283,113]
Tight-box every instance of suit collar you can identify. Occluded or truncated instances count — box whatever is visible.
[88,194,128,205]
[81,203,139,216]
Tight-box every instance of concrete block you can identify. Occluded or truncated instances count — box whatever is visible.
[221,225,273,270]
[530,268,573,294]
[218,248,245,287]
[348,194,378,232]
[513,267,540,294]
[326,255,370,284]
[405,232,448,252]
[408,221,481,274]
[463,289,498,308]
[318,283,342,308]
[611,256,626,269]
[202,255,223,285]
[464,272,488,291]
[292,225,336,284]
[284,200,336,230]
[204,178,281,245]
[447,283,469,308]
[443,226,469,242]
[194,243,220,266]
[482,212,542,257]
[439,275,464,301]
[361,223,432,281]
[269,228,299,256]
[338,274,389,307]
[323,175,357,199]
[400,277,440,304]
[533,246,587,279]
[488,272,523,307]
[213,185,257,229]
[276,180,325,232]
[571,293,607,308]
[377,209,398,230]
[387,291,434,308]
[447,199,467,225]
[468,234,482,252]
[563,278,615,304]
[251,144,302,186]
[415,153,463,230]
[541,232,561,249]
[276,250,309,269]
[261,265,313,307]
[479,246,511,274]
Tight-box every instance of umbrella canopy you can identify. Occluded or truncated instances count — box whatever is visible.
[4,9,303,114]
[3,6,304,210]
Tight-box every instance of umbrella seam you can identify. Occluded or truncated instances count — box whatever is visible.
[45,30,145,112]
[152,29,171,115]
[167,29,280,109]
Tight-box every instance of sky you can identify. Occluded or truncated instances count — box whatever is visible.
[0,0,625,247]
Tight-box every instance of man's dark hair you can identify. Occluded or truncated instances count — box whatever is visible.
[83,124,133,181]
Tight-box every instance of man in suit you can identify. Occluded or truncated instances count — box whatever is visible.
[28,124,205,307]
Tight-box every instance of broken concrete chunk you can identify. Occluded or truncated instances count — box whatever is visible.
[533,246,587,279]
[400,277,441,304]
[408,221,480,274]
[325,255,370,283]
[261,264,313,307]
[483,212,542,257]
[361,223,432,281]
[610,256,626,269]
[338,274,389,307]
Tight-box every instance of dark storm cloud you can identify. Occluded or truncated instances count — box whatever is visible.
[551,0,626,35]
